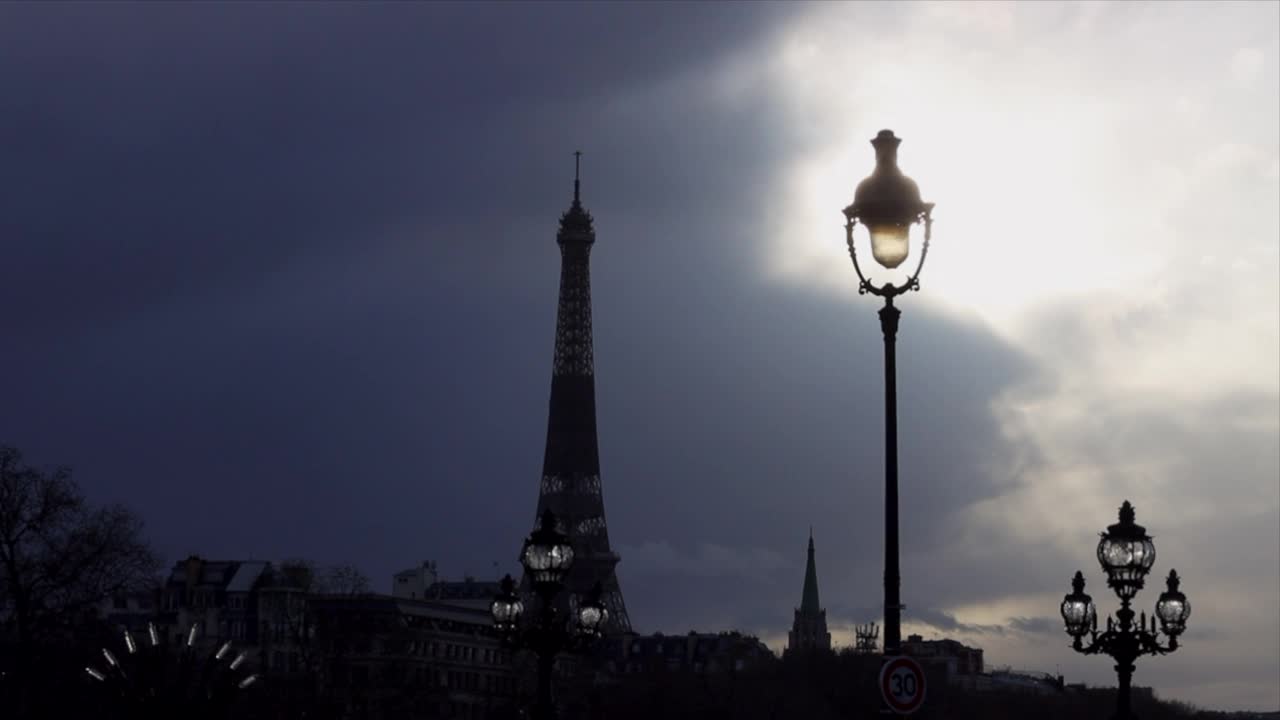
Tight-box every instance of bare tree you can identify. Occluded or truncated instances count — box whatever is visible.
[265,559,369,673]
[319,563,370,595]
[258,559,369,715]
[0,445,159,653]
[0,445,160,718]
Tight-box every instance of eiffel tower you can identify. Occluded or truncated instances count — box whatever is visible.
[527,153,632,634]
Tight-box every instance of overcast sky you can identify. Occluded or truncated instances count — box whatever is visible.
[1,1,1276,712]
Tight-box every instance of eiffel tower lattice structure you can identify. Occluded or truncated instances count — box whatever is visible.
[526,153,632,635]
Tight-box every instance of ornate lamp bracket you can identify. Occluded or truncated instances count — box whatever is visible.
[844,210,933,299]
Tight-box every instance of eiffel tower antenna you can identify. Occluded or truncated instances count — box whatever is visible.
[573,151,582,204]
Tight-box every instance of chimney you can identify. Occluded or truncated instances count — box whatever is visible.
[185,555,203,586]
[184,555,203,605]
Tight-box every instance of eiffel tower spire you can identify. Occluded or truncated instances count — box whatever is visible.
[528,153,631,634]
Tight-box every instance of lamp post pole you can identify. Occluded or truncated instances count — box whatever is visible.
[842,129,933,657]
[532,587,559,720]
[880,293,902,653]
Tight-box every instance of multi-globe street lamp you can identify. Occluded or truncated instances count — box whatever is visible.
[854,622,881,655]
[842,129,935,655]
[1060,501,1191,720]
[491,509,608,720]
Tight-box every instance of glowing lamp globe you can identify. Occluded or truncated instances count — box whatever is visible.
[1096,501,1157,600]
[490,574,524,633]
[1155,569,1191,637]
[521,509,575,589]
[843,130,934,270]
[576,582,609,639]
[1060,570,1097,638]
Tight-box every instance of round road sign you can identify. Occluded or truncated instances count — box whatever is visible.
[879,656,927,715]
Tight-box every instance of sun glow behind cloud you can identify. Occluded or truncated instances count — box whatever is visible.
[757,0,1279,406]
[765,5,1217,328]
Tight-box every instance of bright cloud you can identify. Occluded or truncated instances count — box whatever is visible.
[755,1,1279,711]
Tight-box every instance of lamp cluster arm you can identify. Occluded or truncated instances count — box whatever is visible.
[845,209,933,298]
[1071,603,1181,659]
[491,520,608,657]
[491,567,607,720]
[496,599,600,657]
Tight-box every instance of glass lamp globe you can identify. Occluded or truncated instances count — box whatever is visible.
[490,574,524,633]
[843,130,934,270]
[521,509,575,588]
[1155,569,1191,637]
[1060,571,1097,638]
[867,222,912,269]
[576,582,609,638]
[1096,501,1157,600]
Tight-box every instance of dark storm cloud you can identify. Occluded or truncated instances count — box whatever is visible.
[602,268,1041,634]
[906,607,1006,636]
[1,1,1040,644]
[0,1,797,342]
[0,0,812,575]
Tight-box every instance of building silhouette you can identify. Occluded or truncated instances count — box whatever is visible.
[526,154,631,634]
[310,594,519,718]
[391,561,501,610]
[787,530,831,654]
[602,631,773,676]
[902,633,984,685]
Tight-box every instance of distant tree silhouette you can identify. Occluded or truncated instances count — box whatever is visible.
[0,444,160,717]
[319,563,371,595]
[279,558,371,596]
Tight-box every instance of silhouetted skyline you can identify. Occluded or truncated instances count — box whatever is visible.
[0,1,1276,712]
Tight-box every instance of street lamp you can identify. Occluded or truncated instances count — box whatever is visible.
[491,510,607,720]
[1061,501,1190,720]
[854,622,880,655]
[842,129,934,655]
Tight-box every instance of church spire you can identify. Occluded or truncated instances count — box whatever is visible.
[801,529,821,614]
[789,528,831,654]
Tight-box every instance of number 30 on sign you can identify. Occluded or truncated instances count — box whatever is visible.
[879,656,927,714]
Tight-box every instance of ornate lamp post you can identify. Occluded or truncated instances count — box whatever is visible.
[492,510,608,720]
[855,622,881,655]
[843,129,934,655]
[1061,501,1191,720]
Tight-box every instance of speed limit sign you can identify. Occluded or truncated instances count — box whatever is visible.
[879,656,927,714]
